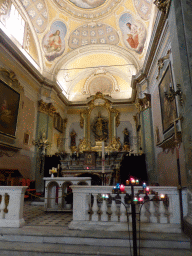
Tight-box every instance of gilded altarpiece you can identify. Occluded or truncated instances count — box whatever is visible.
[79,93,120,152]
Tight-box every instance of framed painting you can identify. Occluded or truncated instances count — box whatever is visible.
[0,79,20,137]
[159,64,177,133]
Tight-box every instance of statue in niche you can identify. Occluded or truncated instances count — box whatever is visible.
[92,112,108,142]
[123,128,130,151]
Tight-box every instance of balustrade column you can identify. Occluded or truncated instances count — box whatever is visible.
[140,195,148,222]
[101,198,108,221]
[120,194,127,222]
[92,193,99,221]
[0,194,5,219]
[149,196,156,223]
[111,194,118,222]
[159,200,167,223]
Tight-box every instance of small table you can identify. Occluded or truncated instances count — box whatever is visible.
[43,177,91,211]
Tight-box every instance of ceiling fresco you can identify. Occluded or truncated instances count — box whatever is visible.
[10,0,156,103]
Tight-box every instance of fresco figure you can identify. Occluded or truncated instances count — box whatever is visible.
[42,21,67,61]
[69,0,106,9]
[119,13,146,54]
[126,23,139,49]
[44,30,62,53]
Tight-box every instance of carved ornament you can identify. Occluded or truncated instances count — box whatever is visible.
[154,0,171,16]
[38,100,56,116]
[0,68,24,92]
[137,93,151,111]
[156,49,171,79]
[78,137,90,153]
[110,137,121,151]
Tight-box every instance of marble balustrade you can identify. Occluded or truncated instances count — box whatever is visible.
[0,186,27,227]
[69,186,188,230]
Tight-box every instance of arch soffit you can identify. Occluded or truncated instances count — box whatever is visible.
[53,45,141,77]
[14,0,44,72]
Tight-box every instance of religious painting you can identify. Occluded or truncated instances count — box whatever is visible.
[84,151,96,169]
[68,0,106,9]
[119,13,147,54]
[0,80,20,137]
[159,64,177,133]
[42,20,67,62]
[54,113,63,133]
[133,0,153,21]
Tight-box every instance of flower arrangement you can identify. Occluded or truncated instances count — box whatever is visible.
[49,167,57,177]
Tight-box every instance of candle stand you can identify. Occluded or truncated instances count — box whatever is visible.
[113,179,169,256]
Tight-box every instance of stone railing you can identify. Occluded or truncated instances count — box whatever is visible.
[69,186,187,231]
[0,186,27,227]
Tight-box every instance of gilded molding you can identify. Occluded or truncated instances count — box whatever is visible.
[154,0,171,16]
[0,68,24,92]
[38,100,56,116]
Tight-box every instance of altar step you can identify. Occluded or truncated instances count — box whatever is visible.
[0,225,190,256]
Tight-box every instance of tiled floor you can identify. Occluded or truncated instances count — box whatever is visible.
[23,201,73,226]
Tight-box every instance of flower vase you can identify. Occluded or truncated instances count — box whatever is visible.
[51,173,54,178]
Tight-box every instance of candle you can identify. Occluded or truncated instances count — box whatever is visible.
[102,141,105,174]
[136,179,139,185]
[142,183,146,188]
[120,184,125,192]
[160,194,165,200]
[130,178,135,184]
[146,187,150,193]
[126,180,129,185]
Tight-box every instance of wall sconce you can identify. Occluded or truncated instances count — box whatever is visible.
[164,84,183,105]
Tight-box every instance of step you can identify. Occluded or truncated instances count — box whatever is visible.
[0,241,191,256]
[0,225,190,250]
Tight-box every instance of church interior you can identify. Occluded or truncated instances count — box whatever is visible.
[0,0,192,251]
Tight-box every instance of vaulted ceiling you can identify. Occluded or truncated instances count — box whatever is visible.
[14,0,156,103]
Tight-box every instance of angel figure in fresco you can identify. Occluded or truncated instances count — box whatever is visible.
[44,30,62,53]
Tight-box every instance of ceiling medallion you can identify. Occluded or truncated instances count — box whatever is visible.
[53,0,122,20]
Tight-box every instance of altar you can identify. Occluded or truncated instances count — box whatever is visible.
[43,177,91,211]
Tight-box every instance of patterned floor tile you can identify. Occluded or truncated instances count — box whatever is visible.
[23,201,73,226]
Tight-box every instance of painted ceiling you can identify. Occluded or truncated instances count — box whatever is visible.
[13,0,156,103]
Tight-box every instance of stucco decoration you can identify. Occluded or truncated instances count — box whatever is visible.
[83,70,119,96]
[53,0,122,20]
[68,0,106,9]
[42,21,67,62]
[21,0,48,33]
[119,13,147,54]
[89,76,113,95]
[133,0,153,20]
[69,23,119,49]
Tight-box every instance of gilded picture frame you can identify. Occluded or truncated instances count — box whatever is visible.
[159,64,177,133]
[0,79,20,137]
